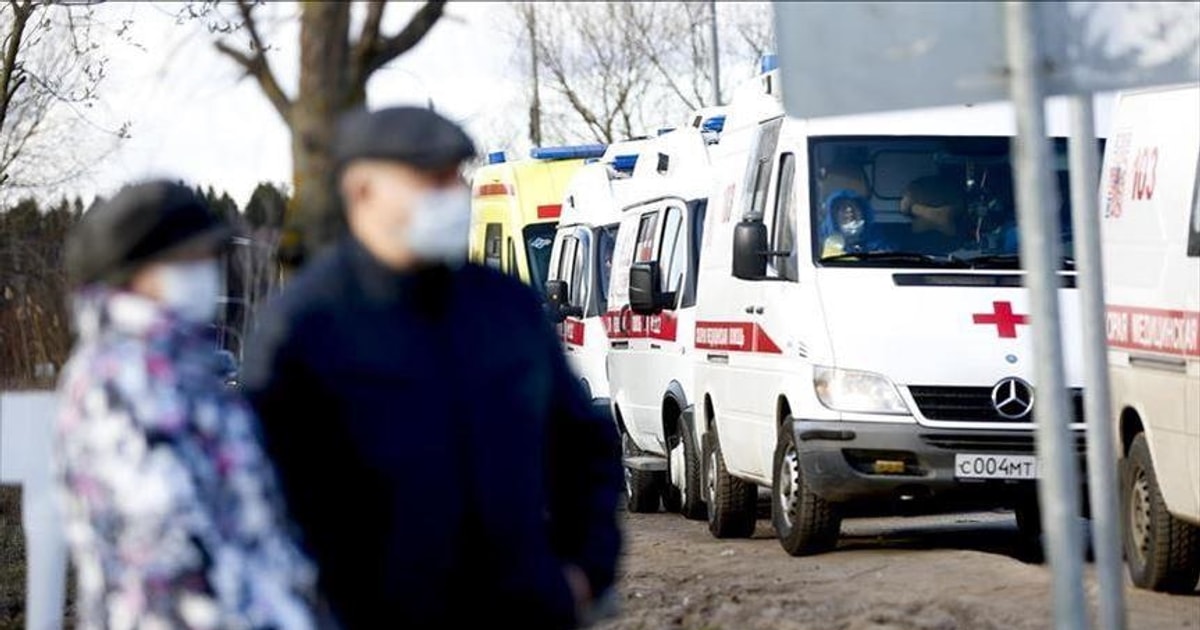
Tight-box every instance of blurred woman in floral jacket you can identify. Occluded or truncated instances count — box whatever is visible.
[54,181,319,630]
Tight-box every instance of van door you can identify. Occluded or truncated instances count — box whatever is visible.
[607,210,655,447]
[622,207,670,449]
[704,118,785,476]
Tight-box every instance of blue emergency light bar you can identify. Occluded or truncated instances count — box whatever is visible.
[530,144,608,161]
[702,116,726,133]
[487,151,506,164]
[610,154,638,173]
[760,54,779,73]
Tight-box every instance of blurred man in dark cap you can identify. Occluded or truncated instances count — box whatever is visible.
[242,107,624,629]
[55,181,319,629]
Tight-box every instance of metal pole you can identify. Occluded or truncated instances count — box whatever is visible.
[1003,3,1088,629]
[709,0,721,106]
[1068,94,1127,630]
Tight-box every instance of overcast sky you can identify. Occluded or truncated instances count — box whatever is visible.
[79,2,522,207]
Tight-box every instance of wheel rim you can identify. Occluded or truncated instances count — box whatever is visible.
[1129,467,1153,567]
[777,443,800,531]
[707,446,718,510]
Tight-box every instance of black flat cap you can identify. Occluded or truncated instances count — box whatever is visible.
[333,106,476,172]
[66,180,233,287]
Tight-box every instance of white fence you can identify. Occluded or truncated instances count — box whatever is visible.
[0,392,67,630]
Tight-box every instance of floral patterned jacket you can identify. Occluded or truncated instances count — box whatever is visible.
[54,288,318,630]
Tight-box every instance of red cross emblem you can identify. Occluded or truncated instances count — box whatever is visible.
[973,301,1029,338]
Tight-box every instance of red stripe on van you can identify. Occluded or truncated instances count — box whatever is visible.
[537,204,562,218]
[602,309,678,342]
[695,321,782,354]
[1105,306,1200,358]
[560,317,585,347]
[474,183,512,197]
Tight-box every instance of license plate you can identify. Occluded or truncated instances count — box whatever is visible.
[954,454,1038,480]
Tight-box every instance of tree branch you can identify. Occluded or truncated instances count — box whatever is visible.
[0,0,34,134]
[361,0,446,78]
[213,0,292,124]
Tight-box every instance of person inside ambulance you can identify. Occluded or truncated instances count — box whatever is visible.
[819,189,890,257]
[242,107,623,629]
[898,174,968,255]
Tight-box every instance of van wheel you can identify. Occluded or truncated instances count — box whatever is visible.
[678,414,707,520]
[1013,495,1045,562]
[772,417,840,556]
[663,432,684,515]
[703,431,756,538]
[624,432,661,513]
[1122,434,1200,593]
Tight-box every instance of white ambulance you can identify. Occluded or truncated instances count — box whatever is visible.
[693,69,1095,554]
[545,140,653,420]
[1101,84,1200,593]
[605,116,725,518]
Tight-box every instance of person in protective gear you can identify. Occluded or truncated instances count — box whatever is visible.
[819,189,889,257]
[242,107,624,630]
[55,180,320,630]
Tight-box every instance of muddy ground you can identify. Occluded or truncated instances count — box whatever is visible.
[4,486,1197,629]
[595,508,1199,630]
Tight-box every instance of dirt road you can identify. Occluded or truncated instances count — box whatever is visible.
[596,508,1200,630]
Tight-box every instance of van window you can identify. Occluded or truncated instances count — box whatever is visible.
[556,236,577,284]
[484,223,503,269]
[771,153,798,281]
[1189,154,1200,258]
[743,118,783,221]
[506,238,518,277]
[682,200,708,309]
[659,205,686,299]
[569,232,588,307]
[596,225,619,312]
[635,212,659,263]
[524,223,557,294]
[609,213,643,309]
[810,136,1093,270]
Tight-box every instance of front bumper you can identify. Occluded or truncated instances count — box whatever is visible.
[794,419,1088,512]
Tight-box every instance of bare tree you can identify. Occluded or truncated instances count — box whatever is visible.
[0,0,129,199]
[507,1,774,147]
[201,0,446,267]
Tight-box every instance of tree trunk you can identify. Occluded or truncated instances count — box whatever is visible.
[285,2,353,266]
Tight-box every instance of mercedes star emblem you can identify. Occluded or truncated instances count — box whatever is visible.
[991,377,1035,419]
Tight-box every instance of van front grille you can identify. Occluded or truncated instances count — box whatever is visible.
[907,386,1085,424]
[920,433,1087,454]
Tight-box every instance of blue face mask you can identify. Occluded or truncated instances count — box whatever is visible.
[403,186,471,266]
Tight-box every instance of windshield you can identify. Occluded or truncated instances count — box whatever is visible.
[595,224,619,312]
[524,223,557,293]
[810,137,1094,269]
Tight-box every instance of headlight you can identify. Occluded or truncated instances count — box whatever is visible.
[813,366,909,415]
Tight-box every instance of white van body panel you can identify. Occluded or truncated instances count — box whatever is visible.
[1102,84,1200,525]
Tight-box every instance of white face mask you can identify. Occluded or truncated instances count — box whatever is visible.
[840,218,866,239]
[157,259,222,323]
[403,186,471,266]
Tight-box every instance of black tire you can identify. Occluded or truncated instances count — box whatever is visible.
[1013,494,1046,563]
[771,417,840,556]
[623,432,661,513]
[703,430,756,538]
[678,414,707,520]
[1122,434,1200,593]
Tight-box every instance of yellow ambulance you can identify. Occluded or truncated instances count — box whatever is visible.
[469,145,606,293]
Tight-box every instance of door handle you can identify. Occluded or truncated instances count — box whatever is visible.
[707,353,730,364]
[611,341,630,350]
[650,343,662,350]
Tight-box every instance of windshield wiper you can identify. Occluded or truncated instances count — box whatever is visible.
[819,251,970,267]
[963,254,1076,270]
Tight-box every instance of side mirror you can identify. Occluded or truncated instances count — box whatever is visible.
[733,220,769,280]
[630,261,674,315]
[545,279,582,323]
